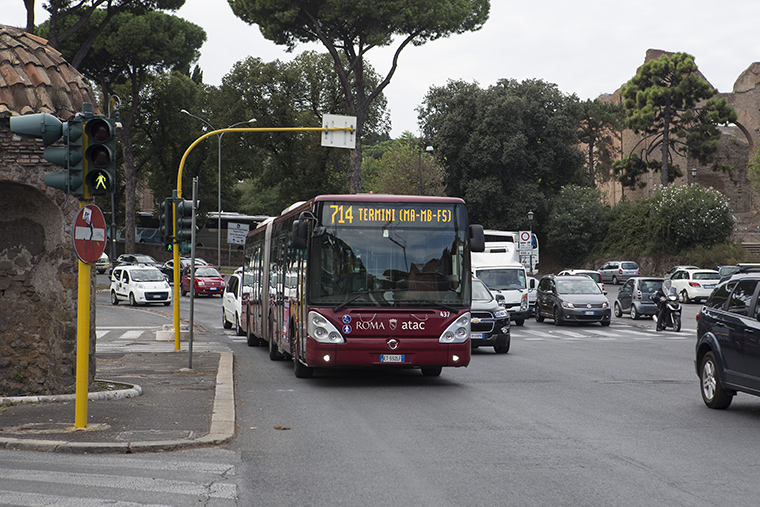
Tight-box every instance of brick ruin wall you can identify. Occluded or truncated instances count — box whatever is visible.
[0,120,95,396]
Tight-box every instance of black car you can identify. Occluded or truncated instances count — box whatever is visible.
[535,275,611,326]
[696,273,760,409]
[470,277,510,353]
[160,256,209,280]
[108,253,162,275]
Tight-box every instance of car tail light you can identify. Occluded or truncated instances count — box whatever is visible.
[618,268,623,274]
[689,282,700,287]
[636,290,642,300]
[696,312,700,323]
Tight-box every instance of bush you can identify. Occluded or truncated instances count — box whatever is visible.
[545,185,611,264]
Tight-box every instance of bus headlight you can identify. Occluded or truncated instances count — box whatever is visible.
[439,312,470,344]
[308,311,345,344]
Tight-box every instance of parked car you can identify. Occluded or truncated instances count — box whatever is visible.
[598,261,640,285]
[614,277,663,320]
[109,253,162,275]
[716,264,760,281]
[535,275,611,326]
[181,265,226,297]
[110,265,172,306]
[663,265,698,279]
[527,276,537,315]
[696,272,760,409]
[160,257,209,280]
[222,271,253,336]
[470,277,511,353]
[668,268,720,303]
[557,269,606,294]
[95,252,111,274]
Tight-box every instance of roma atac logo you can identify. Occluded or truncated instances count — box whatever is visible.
[356,314,385,330]
[389,318,397,330]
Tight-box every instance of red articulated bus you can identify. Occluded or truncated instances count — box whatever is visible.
[241,194,485,378]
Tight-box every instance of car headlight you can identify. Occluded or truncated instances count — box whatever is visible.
[602,301,609,309]
[439,313,470,344]
[494,309,508,319]
[520,293,528,311]
[135,283,145,289]
[198,280,206,286]
[562,301,575,309]
[308,311,345,343]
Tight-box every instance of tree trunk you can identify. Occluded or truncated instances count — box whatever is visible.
[661,103,671,187]
[118,125,137,254]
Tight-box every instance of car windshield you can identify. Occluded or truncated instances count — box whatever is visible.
[131,269,165,282]
[621,262,638,270]
[195,267,221,277]
[472,279,494,302]
[475,268,526,291]
[639,280,663,292]
[557,278,601,294]
[693,272,720,280]
[578,272,601,283]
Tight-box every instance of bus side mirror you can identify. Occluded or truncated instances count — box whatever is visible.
[470,224,485,253]
[292,220,309,249]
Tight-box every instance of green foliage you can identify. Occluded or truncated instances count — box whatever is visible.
[418,78,585,230]
[577,99,625,185]
[228,0,490,192]
[603,185,733,255]
[620,52,737,187]
[362,134,444,195]
[545,185,611,264]
[748,142,760,194]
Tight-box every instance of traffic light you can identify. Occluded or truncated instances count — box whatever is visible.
[158,197,174,248]
[175,198,195,244]
[10,113,85,195]
[84,117,116,194]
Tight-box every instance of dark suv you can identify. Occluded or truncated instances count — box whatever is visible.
[696,273,760,409]
[535,275,611,326]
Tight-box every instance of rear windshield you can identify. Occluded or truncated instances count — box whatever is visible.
[693,272,720,281]
[639,280,662,293]
[583,272,602,283]
[621,262,638,270]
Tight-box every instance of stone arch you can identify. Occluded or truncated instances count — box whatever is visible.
[0,181,79,395]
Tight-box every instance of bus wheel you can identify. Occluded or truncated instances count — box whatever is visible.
[269,336,283,361]
[421,366,442,377]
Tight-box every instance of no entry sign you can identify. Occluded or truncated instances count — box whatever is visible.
[72,204,107,263]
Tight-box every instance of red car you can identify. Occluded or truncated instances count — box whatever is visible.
[180,265,226,297]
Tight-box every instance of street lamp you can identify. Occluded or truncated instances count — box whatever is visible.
[418,144,434,195]
[180,109,255,267]
[527,211,534,274]
[691,167,697,185]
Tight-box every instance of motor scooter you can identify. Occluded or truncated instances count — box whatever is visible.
[653,293,682,332]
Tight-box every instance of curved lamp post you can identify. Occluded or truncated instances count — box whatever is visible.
[180,109,255,267]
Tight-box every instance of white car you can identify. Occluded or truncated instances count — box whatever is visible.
[668,268,720,303]
[557,269,606,295]
[110,265,172,306]
[222,271,251,336]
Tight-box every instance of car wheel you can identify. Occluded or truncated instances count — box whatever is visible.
[612,275,619,285]
[222,308,232,329]
[163,301,170,306]
[700,351,733,409]
[421,366,443,377]
[600,320,610,327]
[631,305,640,320]
[129,293,137,306]
[680,290,691,304]
[535,311,545,323]
[180,286,187,297]
[514,319,524,326]
[494,337,510,354]
[553,307,564,326]
[110,291,119,305]
[614,301,622,318]
[235,313,245,336]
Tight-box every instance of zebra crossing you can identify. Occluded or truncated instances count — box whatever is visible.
[512,322,694,342]
[0,450,238,506]
[96,327,231,353]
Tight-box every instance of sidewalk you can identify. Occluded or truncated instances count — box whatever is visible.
[0,347,235,454]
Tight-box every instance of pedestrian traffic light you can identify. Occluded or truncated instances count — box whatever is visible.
[159,197,174,248]
[84,116,117,194]
[175,198,195,243]
[10,113,85,195]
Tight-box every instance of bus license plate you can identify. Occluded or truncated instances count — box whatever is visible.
[583,311,596,316]
[381,354,404,363]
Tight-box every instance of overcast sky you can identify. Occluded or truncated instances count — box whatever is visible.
[5,0,760,138]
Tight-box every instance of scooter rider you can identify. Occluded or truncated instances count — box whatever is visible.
[654,279,677,331]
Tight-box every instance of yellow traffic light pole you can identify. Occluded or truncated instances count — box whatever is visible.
[172,125,355,349]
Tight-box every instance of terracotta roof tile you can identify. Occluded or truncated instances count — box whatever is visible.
[0,24,97,119]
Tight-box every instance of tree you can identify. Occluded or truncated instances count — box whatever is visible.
[418,78,586,230]
[577,99,625,186]
[227,0,490,194]
[362,133,445,195]
[41,9,206,252]
[545,185,611,264]
[619,52,737,187]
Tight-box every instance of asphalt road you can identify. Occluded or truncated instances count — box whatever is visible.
[4,282,760,506]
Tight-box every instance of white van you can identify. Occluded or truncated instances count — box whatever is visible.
[472,234,530,325]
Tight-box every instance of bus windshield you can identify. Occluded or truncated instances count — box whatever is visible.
[308,201,469,309]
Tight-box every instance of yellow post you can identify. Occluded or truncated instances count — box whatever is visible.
[173,199,181,350]
[74,213,92,428]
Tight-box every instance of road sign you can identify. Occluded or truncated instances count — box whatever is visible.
[518,230,532,251]
[227,222,249,245]
[321,114,356,149]
[72,204,107,263]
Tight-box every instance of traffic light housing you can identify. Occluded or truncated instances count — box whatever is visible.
[159,197,174,248]
[175,198,195,244]
[84,117,116,194]
[10,113,85,195]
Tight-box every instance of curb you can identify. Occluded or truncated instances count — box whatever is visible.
[0,383,143,407]
[0,351,235,453]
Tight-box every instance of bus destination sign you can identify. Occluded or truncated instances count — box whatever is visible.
[325,203,455,226]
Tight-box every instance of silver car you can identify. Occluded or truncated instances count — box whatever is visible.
[599,260,640,285]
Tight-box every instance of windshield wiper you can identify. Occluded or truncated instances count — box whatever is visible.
[333,289,396,312]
